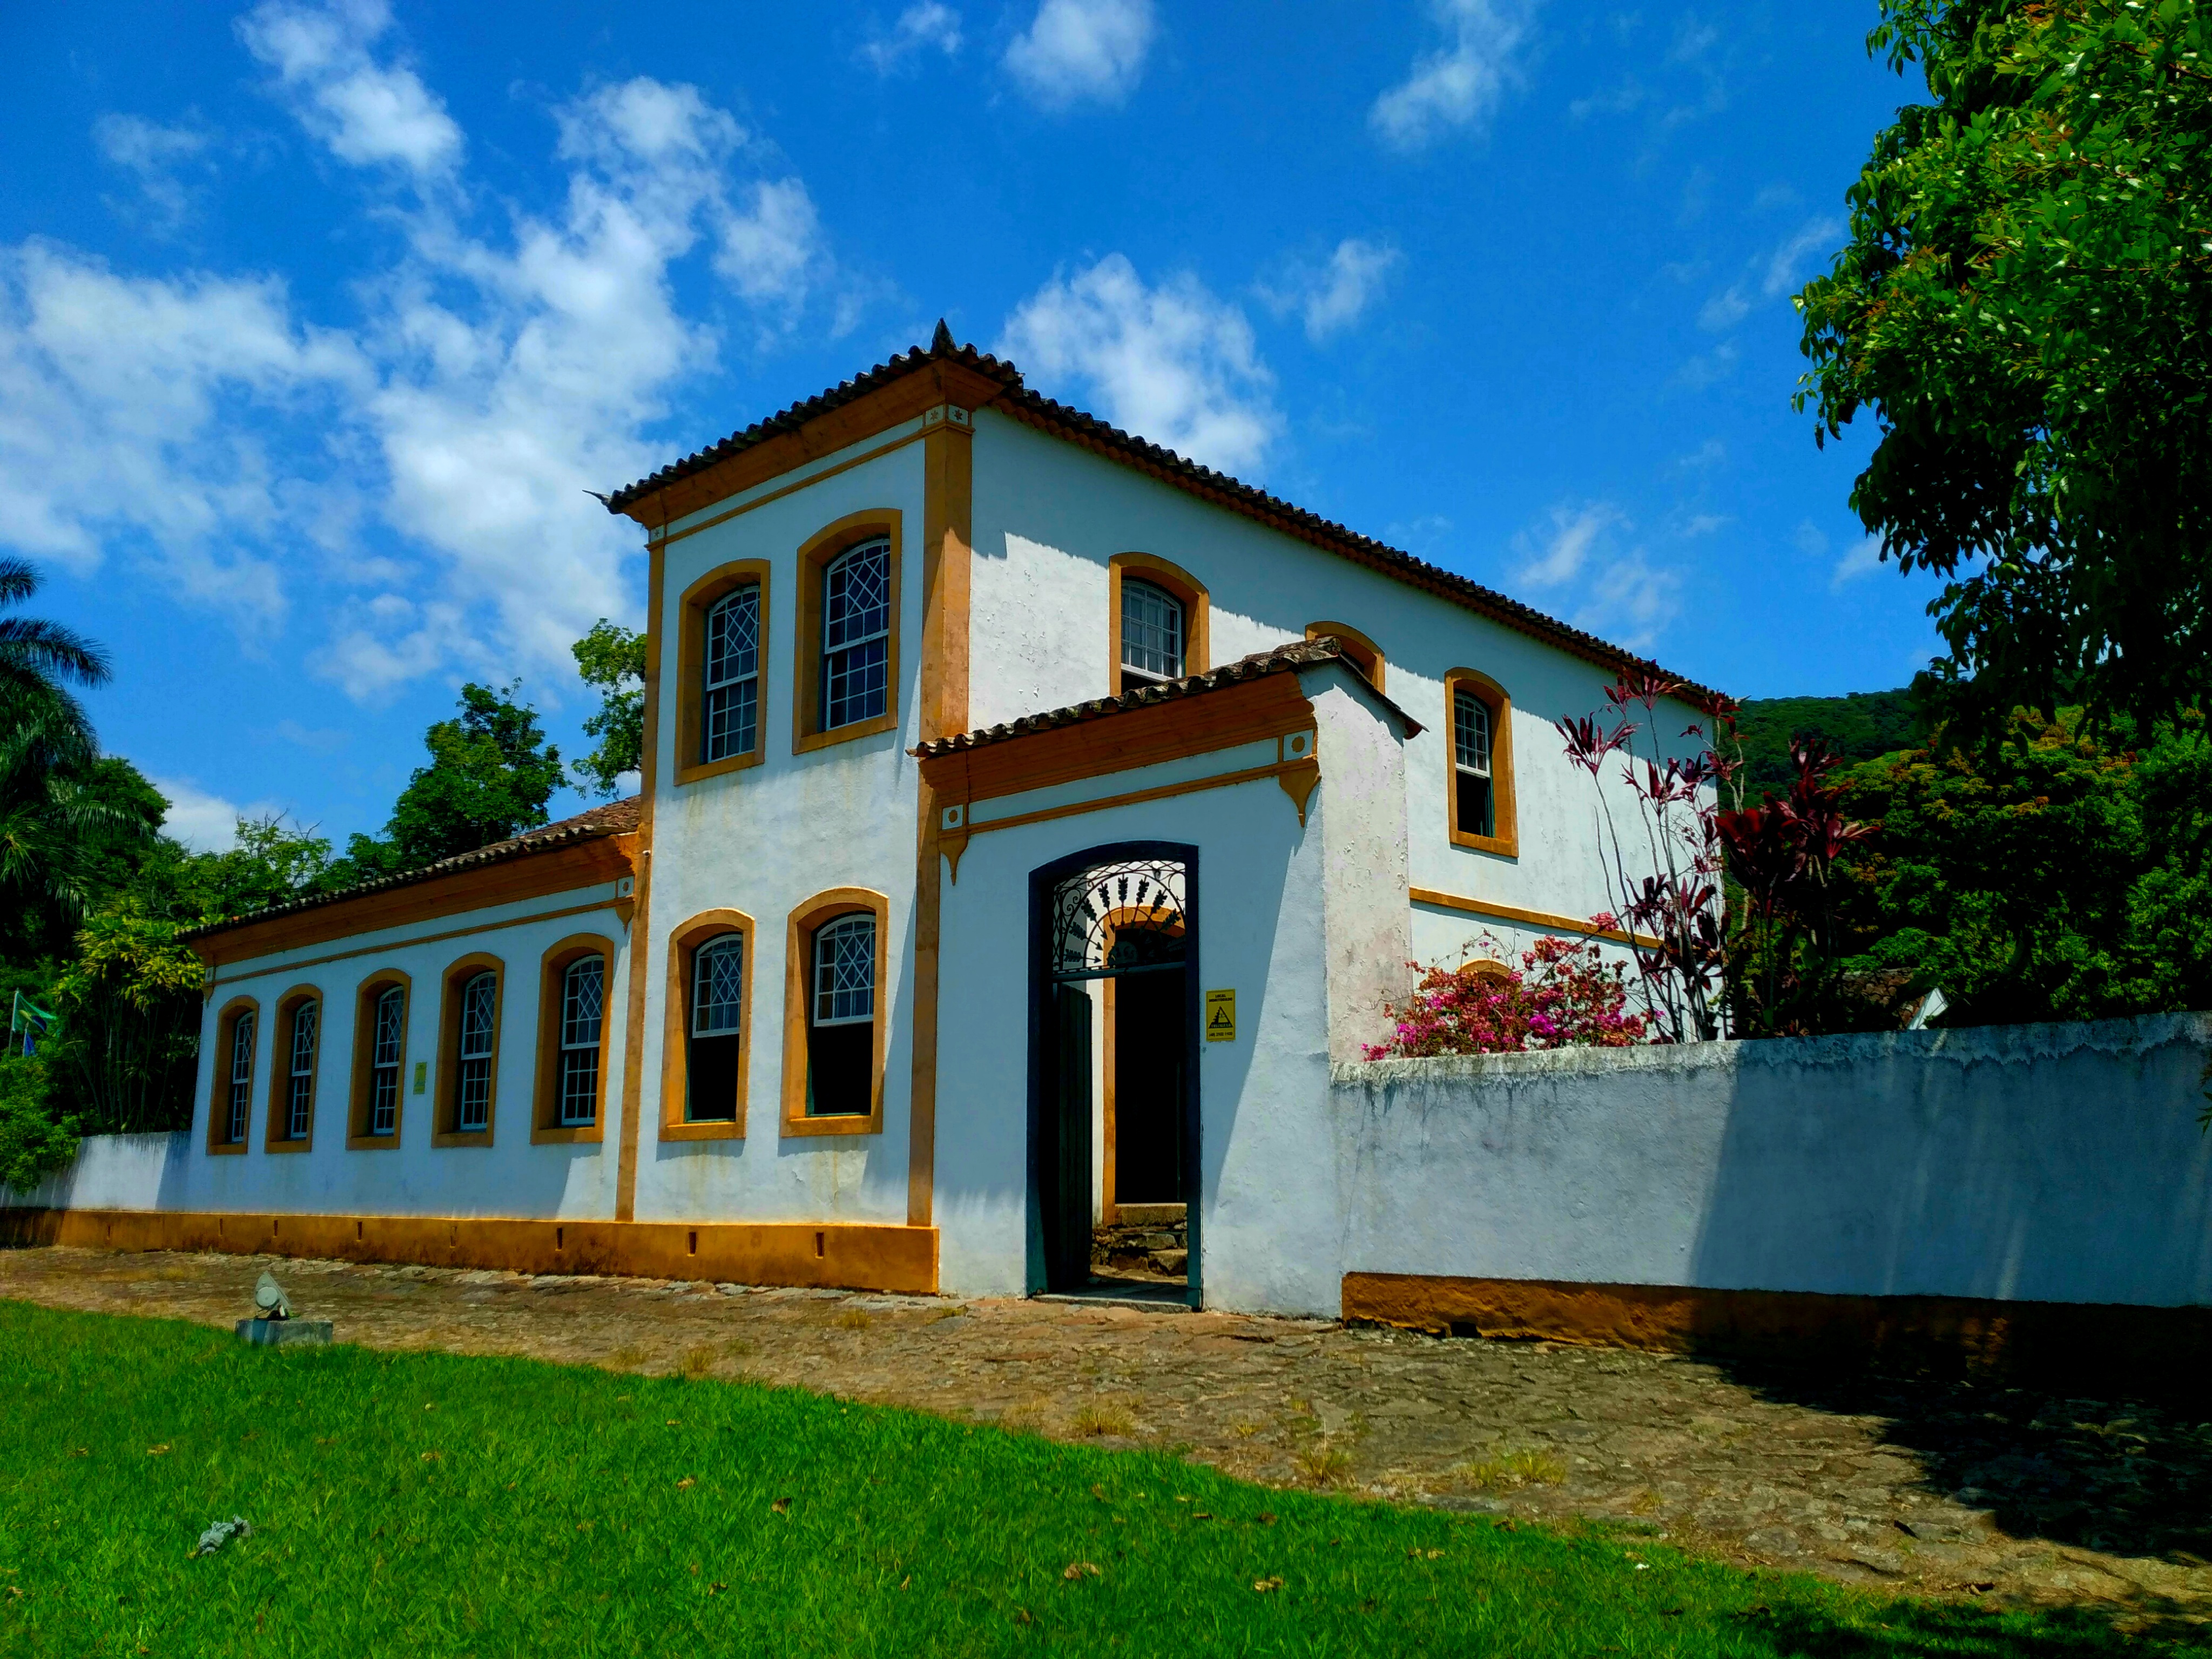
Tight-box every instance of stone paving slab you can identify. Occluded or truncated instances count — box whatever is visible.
[3,1246,2207,1634]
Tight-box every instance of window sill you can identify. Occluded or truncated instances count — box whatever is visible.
[262,1137,313,1155]
[672,749,763,788]
[660,1117,745,1142]
[431,1128,495,1149]
[205,1141,248,1157]
[1449,828,1520,859]
[781,1111,881,1139]
[792,709,898,757]
[531,1122,606,1146]
[346,1131,403,1151]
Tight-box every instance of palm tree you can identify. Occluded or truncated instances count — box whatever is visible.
[0,557,134,933]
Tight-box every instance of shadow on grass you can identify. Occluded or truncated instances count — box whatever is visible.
[1709,1355,2212,1567]
[1738,1597,2210,1657]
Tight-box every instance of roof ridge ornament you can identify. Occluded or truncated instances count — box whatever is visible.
[930,318,956,353]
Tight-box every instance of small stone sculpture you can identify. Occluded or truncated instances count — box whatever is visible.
[254,1270,292,1321]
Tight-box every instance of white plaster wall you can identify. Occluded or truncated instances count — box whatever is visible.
[1,1132,186,1211]
[966,410,1706,983]
[1334,1014,2212,1308]
[171,887,632,1218]
[932,768,1337,1311]
[635,432,927,1226]
[1305,667,1412,1063]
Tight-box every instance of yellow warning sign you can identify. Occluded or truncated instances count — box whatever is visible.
[1204,989,1237,1043]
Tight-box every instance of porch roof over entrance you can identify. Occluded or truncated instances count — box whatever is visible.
[909,638,1422,762]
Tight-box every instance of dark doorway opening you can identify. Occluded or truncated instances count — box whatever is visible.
[1029,846,1199,1307]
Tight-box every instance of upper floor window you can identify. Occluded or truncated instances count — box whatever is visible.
[226,1009,257,1144]
[456,972,497,1134]
[1120,578,1184,690]
[703,585,760,763]
[687,934,745,1122]
[822,538,892,730]
[557,956,604,1128]
[807,913,875,1116]
[369,984,405,1136]
[1453,688,1495,839]
[282,997,319,1142]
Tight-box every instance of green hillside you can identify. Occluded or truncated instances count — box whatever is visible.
[1729,687,1922,798]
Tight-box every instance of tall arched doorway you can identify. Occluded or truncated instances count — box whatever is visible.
[1028,844,1200,1303]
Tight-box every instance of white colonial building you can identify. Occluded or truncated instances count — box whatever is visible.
[153,326,1713,1314]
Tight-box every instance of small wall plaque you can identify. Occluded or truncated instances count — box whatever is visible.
[1205,989,1237,1043]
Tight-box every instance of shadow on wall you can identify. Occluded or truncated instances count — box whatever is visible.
[1685,1014,2212,1307]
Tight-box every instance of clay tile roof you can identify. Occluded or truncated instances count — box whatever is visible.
[910,637,1421,760]
[183,795,642,941]
[605,322,1725,707]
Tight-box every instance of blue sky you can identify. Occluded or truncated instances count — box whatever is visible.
[2,0,1937,851]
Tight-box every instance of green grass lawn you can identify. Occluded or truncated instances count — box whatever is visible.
[0,1300,2188,1657]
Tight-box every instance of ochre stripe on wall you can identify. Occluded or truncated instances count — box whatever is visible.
[616,537,667,1223]
[0,1209,938,1295]
[1409,887,1663,950]
[1343,1272,2212,1406]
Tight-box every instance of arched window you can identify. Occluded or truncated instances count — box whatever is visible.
[702,584,760,763]
[687,934,745,1122]
[368,984,405,1136]
[1453,687,1494,838]
[821,538,892,730]
[1120,578,1184,689]
[557,956,605,1128]
[281,996,319,1142]
[807,914,875,1117]
[456,972,497,1132]
[226,1009,257,1145]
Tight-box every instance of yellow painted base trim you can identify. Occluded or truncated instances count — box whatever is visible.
[1409,887,1663,951]
[0,1208,937,1295]
[1343,1272,2212,1403]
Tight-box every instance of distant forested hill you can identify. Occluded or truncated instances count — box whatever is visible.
[1730,687,1922,797]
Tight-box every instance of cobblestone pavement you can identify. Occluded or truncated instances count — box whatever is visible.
[4,1247,2207,1633]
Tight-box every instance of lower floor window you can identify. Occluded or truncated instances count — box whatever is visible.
[226,1010,255,1143]
[284,999,319,1139]
[558,955,604,1127]
[805,914,874,1116]
[687,935,743,1122]
[369,986,404,1135]
[456,972,496,1132]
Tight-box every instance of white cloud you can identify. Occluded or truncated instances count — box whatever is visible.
[859,2,962,73]
[1763,216,1840,298]
[1259,238,1401,343]
[1004,0,1156,110]
[237,0,463,180]
[149,776,285,853]
[92,114,212,230]
[1513,502,1681,652]
[0,6,848,706]
[999,254,1278,477]
[1831,535,1884,588]
[0,239,367,617]
[1371,0,1537,151]
[1697,284,1748,332]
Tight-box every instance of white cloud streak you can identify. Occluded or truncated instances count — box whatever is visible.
[238,0,463,180]
[1004,0,1156,110]
[999,254,1278,477]
[1831,536,1884,588]
[92,114,213,230]
[150,775,286,853]
[1259,238,1402,343]
[0,5,844,704]
[1513,502,1682,652]
[859,2,962,74]
[1371,0,1537,151]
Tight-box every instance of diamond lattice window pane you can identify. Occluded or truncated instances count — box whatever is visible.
[693,936,745,1036]
[813,915,875,1025]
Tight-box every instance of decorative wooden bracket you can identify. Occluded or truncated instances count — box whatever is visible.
[939,802,970,884]
[1278,760,1320,826]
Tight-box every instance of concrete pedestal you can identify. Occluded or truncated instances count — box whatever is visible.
[234,1319,334,1346]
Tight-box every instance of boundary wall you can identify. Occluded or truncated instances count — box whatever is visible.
[1334,1013,2212,1394]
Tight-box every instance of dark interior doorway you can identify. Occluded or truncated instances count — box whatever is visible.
[1030,846,1199,1306]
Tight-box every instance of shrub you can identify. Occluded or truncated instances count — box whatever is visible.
[1364,935,1647,1060]
[0,1055,77,1195]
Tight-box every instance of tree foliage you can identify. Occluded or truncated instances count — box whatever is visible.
[1796,0,2212,731]
[330,681,563,882]
[1833,708,2212,1023]
[570,620,645,798]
